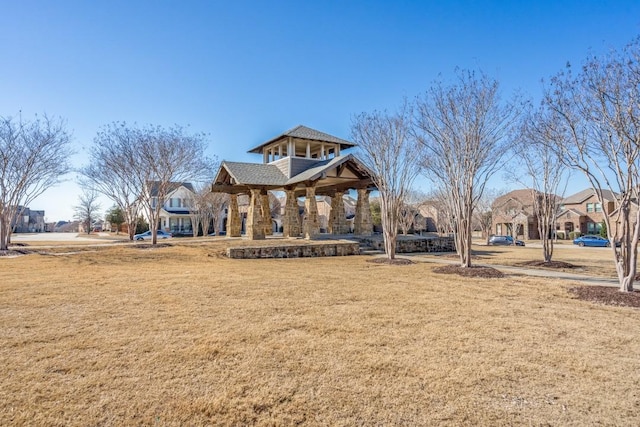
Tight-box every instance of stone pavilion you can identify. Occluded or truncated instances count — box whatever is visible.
[211,125,376,240]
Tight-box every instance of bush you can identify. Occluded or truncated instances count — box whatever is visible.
[600,220,607,238]
[569,231,581,240]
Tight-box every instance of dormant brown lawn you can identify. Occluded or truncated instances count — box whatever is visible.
[1,241,639,425]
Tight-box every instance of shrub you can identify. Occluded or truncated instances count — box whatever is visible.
[569,231,581,240]
[600,220,607,238]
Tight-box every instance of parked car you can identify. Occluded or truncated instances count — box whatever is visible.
[573,235,613,247]
[488,235,525,246]
[134,230,173,241]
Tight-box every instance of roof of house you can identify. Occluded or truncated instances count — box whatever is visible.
[556,208,586,218]
[562,188,617,204]
[147,181,195,196]
[247,125,356,154]
[492,189,541,209]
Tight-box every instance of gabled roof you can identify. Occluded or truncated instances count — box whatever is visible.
[217,161,288,186]
[212,154,374,193]
[562,188,617,204]
[285,154,366,185]
[556,208,586,218]
[147,181,195,197]
[492,189,547,209]
[248,125,356,154]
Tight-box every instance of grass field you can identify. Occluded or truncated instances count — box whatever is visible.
[1,241,639,425]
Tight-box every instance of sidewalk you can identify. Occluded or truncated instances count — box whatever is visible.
[393,253,620,288]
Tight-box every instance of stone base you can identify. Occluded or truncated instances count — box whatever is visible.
[356,235,456,253]
[227,242,360,259]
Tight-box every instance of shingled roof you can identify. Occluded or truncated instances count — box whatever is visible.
[562,188,617,204]
[247,125,355,154]
[220,161,288,186]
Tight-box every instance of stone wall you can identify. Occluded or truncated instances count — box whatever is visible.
[227,242,360,259]
[357,235,456,253]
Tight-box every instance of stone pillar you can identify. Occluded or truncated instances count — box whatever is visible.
[354,188,373,236]
[328,191,348,235]
[246,189,265,240]
[283,190,300,238]
[303,185,320,239]
[227,194,242,237]
[261,192,273,236]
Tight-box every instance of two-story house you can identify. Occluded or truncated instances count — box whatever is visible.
[492,189,548,240]
[12,206,46,233]
[147,181,197,236]
[555,188,617,238]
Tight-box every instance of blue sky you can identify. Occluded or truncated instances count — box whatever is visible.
[2,1,640,221]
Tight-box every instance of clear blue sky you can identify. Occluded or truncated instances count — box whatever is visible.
[2,1,640,221]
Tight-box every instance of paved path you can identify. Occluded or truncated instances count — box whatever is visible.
[392,253,620,288]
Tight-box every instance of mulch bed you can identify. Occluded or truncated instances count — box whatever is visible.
[367,258,415,265]
[569,286,640,308]
[517,260,578,269]
[432,264,505,278]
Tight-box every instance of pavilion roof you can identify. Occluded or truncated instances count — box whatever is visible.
[247,125,356,154]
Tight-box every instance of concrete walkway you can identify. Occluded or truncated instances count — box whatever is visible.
[391,253,620,288]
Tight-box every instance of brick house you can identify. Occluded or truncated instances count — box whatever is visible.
[554,188,617,238]
[492,189,546,240]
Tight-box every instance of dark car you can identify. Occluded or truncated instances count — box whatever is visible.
[573,235,612,247]
[488,235,525,246]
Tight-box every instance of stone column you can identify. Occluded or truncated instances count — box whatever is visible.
[303,185,320,239]
[261,192,273,236]
[328,191,348,235]
[283,190,300,238]
[246,189,265,240]
[354,188,373,236]
[227,194,242,237]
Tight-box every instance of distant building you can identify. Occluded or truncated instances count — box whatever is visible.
[12,206,46,233]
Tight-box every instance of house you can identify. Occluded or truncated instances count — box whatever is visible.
[146,181,197,235]
[11,206,46,233]
[492,189,554,240]
[555,188,617,238]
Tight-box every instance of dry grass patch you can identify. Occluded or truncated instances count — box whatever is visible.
[1,243,640,425]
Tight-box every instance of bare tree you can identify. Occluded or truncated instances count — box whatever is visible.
[427,188,456,236]
[84,123,216,245]
[186,185,228,236]
[473,188,502,244]
[415,70,521,267]
[81,123,142,240]
[514,106,568,262]
[398,190,425,235]
[0,114,72,250]
[74,188,101,234]
[542,38,640,291]
[351,101,422,259]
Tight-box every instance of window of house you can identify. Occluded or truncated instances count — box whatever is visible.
[587,222,602,234]
[586,203,594,213]
[151,197,157,208]
[595,203,602,212]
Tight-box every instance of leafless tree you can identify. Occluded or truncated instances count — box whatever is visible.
[398,190,426,235]
[542,38,640,291]
[0,114,72,250]
[427,189,456,236]
[74,188,101,234]
[473,188,502,244]
[513,106,569,262]
[81,123,141,240]
[84,123,216,245]
[415,70,521,267]
[351,101,422,259]
[186,185,228,236]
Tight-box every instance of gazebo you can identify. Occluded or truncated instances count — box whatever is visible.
[211,125,376,240]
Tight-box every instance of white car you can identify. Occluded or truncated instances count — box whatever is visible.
[134,230,173,241]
